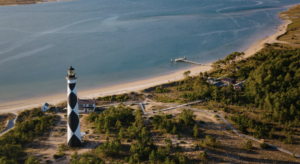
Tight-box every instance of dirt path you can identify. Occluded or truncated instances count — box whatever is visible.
[25,113,69,163]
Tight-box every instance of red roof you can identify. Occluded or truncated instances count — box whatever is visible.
[222,78,235,83]
[78,98,95,105]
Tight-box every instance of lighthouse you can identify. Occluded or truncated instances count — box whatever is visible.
[66,66,81,147]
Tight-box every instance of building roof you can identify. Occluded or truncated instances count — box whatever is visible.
[234,81,245,88]
[213,81,225,87]
[69,66,75,70]
[234,83,243,88]
[237,83,243,88]
[44,103,49,107]
[78,98,95,105]
[222,77,235,83]
[207,79,214,84]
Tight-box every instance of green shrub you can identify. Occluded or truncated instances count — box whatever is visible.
[166,114,172,119]
[200,150,208,159]
[155,86,168,93]
[283,134,293,144]
[204,135,221,148]
[30,109,44,117]
[179,141,186,144]
[53,154,62,159]
[245,141,252,150]
[124,156,129,162]
[260,143,269,149]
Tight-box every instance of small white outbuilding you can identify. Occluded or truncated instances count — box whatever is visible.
[41,103,50,112]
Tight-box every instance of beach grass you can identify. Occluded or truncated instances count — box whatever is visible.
[278,4,300,44]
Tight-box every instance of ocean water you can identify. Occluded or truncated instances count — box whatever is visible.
[0,0,299,103]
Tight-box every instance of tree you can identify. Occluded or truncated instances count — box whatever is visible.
[172,125,177,134]
[106,128,110,138]
[212,87,218,101]
[70,151,79,164]
[200,150,208,159]
[284,73,292,82]
[179,109,194,125]
[183,70,191,77]
[164,156,171,164]
[260,143,269,149]
[35,124,39,133]
[245,141,252,150]
[178,155,189,164]
[118,127,124,140]
[140,127,149,141]
[204,71,208,78]
[71,151,79,160]
[134,109,143,117]
[165,138,172,148]
[0,157,17,164]
[170,159,176,164]
[193,124,199,138]
[283,134,293,144]
[25,155,40,164]
[128,156,134,164]
[149,150,156,164]
[97,121,103,133]
[115,120,122,129]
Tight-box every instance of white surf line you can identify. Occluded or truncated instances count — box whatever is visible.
[143,98,300,158]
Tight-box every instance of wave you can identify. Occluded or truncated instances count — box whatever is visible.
[0,17,103,56]
[117,4,224,21]
[216,1,264,13]
[195,25,261,37]
[0,45,53,65]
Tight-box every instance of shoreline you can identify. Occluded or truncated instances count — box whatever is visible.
[0,0,71,7]
[0,14,292,114]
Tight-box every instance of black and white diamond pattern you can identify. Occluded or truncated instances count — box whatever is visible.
[67,81,81,147]
[68,111,79,132]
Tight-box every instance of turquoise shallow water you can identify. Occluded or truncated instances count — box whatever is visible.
[0,0,299,103]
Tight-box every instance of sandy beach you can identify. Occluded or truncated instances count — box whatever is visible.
[0,18,292,114]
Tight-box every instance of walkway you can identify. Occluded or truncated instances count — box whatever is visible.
[0,116,17,137]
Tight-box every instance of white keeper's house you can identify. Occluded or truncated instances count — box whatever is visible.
[41,103,50,112]
[78,98,96,113]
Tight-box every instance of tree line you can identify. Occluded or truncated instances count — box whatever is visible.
[0,109,56,164]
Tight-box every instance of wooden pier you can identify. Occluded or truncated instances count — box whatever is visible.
[175,58,203,65]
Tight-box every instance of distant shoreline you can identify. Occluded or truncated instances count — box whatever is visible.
[0,5,294,114]
[0,0,70,7]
